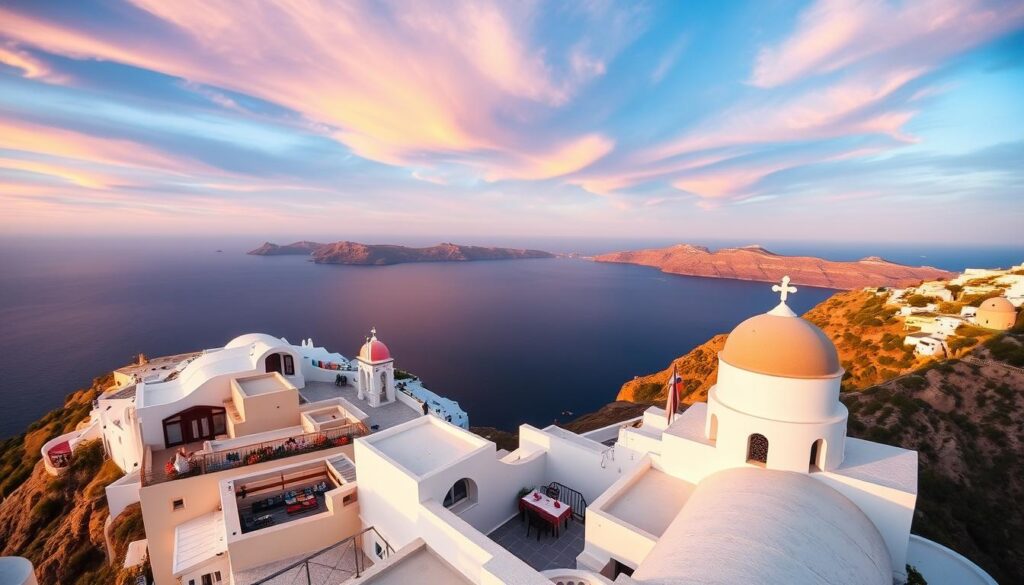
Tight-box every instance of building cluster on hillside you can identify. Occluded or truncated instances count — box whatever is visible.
[17,279,1000,585]
[873,262,1022,358]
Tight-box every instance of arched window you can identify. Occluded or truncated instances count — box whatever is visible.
[747,433,769,465]
[809,439,825,472]
[443,478,477,511]
[265,353,282,374]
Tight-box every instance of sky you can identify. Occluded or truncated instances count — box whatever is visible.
[1,0,1022,244]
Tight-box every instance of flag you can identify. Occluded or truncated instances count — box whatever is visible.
[666,364,682,423]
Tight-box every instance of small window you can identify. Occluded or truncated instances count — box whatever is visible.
[443,478,475,509]
[374,542,384,559]
[283,354,295,375]
[172,498,185,511]
[343,493,358,506]
[747,433,769,465]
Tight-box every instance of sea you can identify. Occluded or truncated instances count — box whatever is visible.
[1,236,1021,438]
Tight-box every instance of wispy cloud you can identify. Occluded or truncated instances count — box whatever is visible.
[750,0,1024,88]
[0,0,1021,242]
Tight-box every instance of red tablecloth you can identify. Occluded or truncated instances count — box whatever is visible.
[519,490,571,525]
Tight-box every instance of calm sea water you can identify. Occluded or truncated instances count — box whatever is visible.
[1,237,1021,438]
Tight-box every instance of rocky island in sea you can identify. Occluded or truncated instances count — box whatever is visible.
[248,240,554,265]
[594,243,954,289]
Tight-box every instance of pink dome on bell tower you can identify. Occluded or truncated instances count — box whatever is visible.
[358,328,392,362]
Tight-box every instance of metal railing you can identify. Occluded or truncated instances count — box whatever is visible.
[547,482,587,523]
[250,526,394,584]
[143,422,368,485]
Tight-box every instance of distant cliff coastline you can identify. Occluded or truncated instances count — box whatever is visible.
[249,240,554,265]
[594,243,954,289]
[247,241,325,256]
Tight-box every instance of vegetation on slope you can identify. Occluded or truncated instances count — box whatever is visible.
[617,290,1001,405]
[0,373,144,585]
[842,336,1024,584]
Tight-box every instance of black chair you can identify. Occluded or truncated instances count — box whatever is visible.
[545,485,560,499]
[525,508,552,541]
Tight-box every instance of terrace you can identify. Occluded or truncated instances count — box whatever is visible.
[217,456,364,578]
[488,512,586,572]
[229,457,354,534]
[300,381,420,431]
[143,422,367,485]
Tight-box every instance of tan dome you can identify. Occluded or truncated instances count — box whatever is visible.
[979,297,1015,314]
[720,312,842,378]
[976,297,1016,331]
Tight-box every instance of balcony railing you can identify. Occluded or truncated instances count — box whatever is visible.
[143,422,368,486]
[250,526,394,584]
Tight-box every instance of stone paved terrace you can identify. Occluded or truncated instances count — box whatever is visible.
[488,514,585,572]
[300,381,421,431]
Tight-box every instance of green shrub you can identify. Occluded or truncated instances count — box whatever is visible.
[31,496,63,525]
[906,564,928,585]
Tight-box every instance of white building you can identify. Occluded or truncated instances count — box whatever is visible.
[915,282,953,302]
[34,283,998,585]
[919,316,962,339]
[904,333,946,357]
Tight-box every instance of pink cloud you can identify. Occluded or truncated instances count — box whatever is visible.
[484,134,615,182]
[751,0,1024,88]
[0,44,69,84]
[0,1,624,182]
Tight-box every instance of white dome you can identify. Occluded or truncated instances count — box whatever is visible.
[633,467,892,585]
[225,333,287,350]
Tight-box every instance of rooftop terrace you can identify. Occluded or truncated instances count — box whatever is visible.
[488,514,585,572]
[363,416,486,477]
[300,381,420,430]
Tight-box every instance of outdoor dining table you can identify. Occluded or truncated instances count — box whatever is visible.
[519,489,572,536]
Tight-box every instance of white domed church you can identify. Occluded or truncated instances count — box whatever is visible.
[625,278,918,583]
[350,277,993,585]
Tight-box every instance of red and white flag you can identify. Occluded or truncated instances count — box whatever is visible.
[666,364,682,423]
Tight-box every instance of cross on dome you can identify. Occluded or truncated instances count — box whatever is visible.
[772,276,797,303]
[370,326,378,340]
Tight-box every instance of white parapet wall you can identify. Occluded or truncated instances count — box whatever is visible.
[906,535,997,585]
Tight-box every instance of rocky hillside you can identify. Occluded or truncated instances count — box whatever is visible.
[617,290,1001,404]
[248,240,325,255]
[595,244,953,289]
[248,240,555,265]
[312,241,554,265]
[0,376,146,585]
[843,337,1024,584]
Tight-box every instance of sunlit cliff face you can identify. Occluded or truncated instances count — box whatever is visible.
[1,0,1022,241]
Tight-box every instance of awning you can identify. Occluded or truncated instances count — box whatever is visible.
[49,441,71,456]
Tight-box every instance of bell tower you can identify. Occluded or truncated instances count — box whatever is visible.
[356,328,396,407]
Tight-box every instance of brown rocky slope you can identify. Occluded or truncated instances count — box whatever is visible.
[595,244,954,289]
[248,240,555,265]
[618,290,1001,404]
[247,240,325,255]
[0,376,147,585]
[312,241,554,265]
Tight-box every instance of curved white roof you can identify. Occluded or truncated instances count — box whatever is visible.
[633,467,892,585]
[225,333,288,349]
